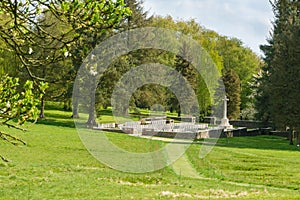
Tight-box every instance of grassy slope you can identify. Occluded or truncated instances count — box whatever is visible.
[0,107,300,199]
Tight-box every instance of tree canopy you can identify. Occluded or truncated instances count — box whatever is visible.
[0,0,264,126]
[256,0,300,144]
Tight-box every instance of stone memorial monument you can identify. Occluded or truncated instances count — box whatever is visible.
[219,95,233,130]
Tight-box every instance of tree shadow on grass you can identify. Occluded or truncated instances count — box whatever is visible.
[98,109,113,116]
[98,109,149,119]
[44,112,73,120]
[37,118,76,128]
[212,135,300,152]
[36,110,78,128]
[44,102,67,111]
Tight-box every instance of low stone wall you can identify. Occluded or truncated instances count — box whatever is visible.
[142,128,227,139]
[246,129,261,136]
[122,127,134,134]
[226,128,261,137]
[208,129,226,138]
[269,131,289,137]
[203,117,217,125]
[197,130,209,139]
[203,119,274,129]
[142,128,197,139]
[141,127,259,139]
[97,127,288,139]
[229,120,274,129]
[95,122,286,140]
[142,128,155,136]
[260,127,272,135]
[93,127,127,134]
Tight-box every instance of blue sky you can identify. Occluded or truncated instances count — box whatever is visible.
[143,0,274,55]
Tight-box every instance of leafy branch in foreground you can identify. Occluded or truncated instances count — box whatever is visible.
[0,75,47,162]
[0,0,131,81]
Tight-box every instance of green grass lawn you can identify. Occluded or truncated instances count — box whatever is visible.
[0,106,300,199]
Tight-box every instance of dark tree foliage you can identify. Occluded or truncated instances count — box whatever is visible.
[256,0,300,144]
[96,0,154,112]
[173,42,198,117]
[223,69,241,120]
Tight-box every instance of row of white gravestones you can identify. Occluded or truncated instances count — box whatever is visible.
[151,120,167,125]
[97,123,116,129]
[120,120,209,134]
[96,95,231,132]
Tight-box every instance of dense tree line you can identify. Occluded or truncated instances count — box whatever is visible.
[0,0,263,126]
[256,0,300,145]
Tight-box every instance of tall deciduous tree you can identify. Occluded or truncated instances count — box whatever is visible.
[96,0,154,112]
[66,1,131,125]
[216,36,261,117]
[172,41,198,117]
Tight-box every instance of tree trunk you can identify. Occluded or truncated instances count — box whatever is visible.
[177,110,181,117]
[296,132,300,146]
[72,98,80,118]
[39,96,45,118]
[289,130,294,145]
[86,76,97,127]
[87,111,96,127]
[177,104,181,117]
[63,99,71,111]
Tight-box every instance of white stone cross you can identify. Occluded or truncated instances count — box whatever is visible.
[219,95,233,129]
[222,95,229,119]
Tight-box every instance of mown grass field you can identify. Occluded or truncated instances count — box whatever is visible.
[0,105,300,199]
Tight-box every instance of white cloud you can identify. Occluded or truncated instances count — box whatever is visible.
[143,0,274,55]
